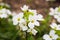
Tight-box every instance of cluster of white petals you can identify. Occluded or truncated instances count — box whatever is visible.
[50,22,60,30]
[43,30,59,40]
[12,5,44,35]
[49,7,60,23]
[0,8,11,18]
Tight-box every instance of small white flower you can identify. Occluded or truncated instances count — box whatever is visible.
[57,18,60,23]
[12,12,25,25]
[19,21,28,31]
[27,29,37,35]
[50,22,60,30]
[0,8,11,18]
[28,15,40,29]
[21,5,29,11]
[49,7,60,23]
[0,3,10,8]
[43,30,58,40]
[49,7,58,16]
[28,9,37,15]
[36,14,44,21]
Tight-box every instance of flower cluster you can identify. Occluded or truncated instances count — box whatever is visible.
[0,8,11,18]
[12,5,44,35]
[49,7,60,23]
[43,6,60,40]
[1,3,60,40]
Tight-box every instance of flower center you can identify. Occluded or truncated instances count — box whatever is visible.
[54,27,57,30]
[50,36,53,38]
[31,20,34,23]
[17,18,20,21]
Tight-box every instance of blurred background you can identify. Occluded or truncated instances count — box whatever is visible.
[0,0,60,14]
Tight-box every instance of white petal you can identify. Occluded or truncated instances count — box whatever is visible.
[36,14,44,21]
[6,9,11,15]
[57,18,60,23]
[52,34,58,40]
[43,34,51,40]
[19,19,25,23]
[27,29,31,32]
[50,8,54,12]
[13,21,18,25]
[0,14,8,18]
[21,5,28,11]
[57,25,60,30]
[54,15,59,19]
[49,12,54,16]
[34,21,40,26]
[18,12,24,18]
[21,26,28,31]
[28,22,34,29]
[49,30,55,36]
[50,22,57,29]
[29,15,33,21]
[28,9,37,15]
[32,29,37,35]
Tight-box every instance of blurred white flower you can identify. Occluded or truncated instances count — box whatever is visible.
[28,9,37,15]
[21,5,29,11]
[50,22,60,30]
[49,7,60,23]
[27,29,37,35]
[36,14,44,21]
[19,21,28,31]
[12,12,25,25]
[28,15,40,29]
[0,8,11,18]
[43,30,58,40]
[49,8,58,16]
[0,3,10,8]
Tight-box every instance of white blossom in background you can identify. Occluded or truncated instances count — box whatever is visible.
[36,14,44,21]
[21,5,29,11]
[12,12,25,25]
[0,3,10,8]
[49,7,60,23]
[28,9,37,15]
[0,8,11,18]
[50,22,60,30]
[43,30,59,40]
[27,29,37,35]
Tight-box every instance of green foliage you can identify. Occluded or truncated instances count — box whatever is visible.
[0,18,18,40]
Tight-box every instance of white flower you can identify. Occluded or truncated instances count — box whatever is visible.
[28,9,37,15]
[49,8,58,16]
[36,14,44,21]
[50,22,60,30]
[0,3,10,8]
[28,15,40,29]
[21,5,29,11]
[49,7,60,23]
[27,29,37,35]
[57,18,60,23]
[12,12,25,25]
[0,8,7,18]
[0,8,11,18]
[43,30,58,40]
[19,21,28,31]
